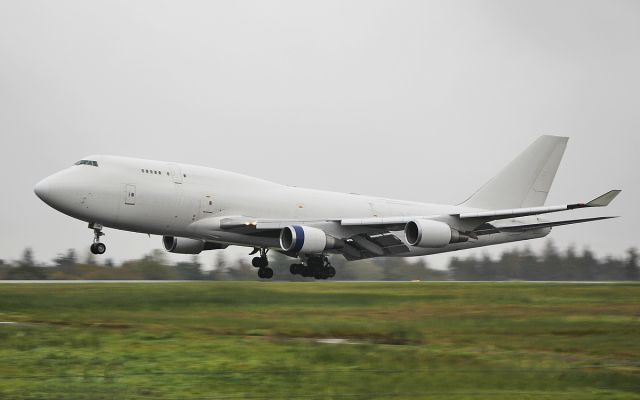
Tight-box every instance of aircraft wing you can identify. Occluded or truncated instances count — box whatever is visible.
[340,190,621,230]
[205,190,620,260]
[455,190,621,221]
[213,190,620,234]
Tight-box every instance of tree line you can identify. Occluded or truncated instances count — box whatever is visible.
[0,242,637,281]
[450,242,639,281]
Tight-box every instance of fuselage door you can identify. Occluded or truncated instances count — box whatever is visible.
[169,164,183,184]
[125,184,136,205]
[201,195,215,215]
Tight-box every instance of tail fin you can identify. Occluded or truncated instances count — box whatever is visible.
[461,135,569,210]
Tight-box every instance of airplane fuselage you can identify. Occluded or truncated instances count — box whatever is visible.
[34,155,548,258]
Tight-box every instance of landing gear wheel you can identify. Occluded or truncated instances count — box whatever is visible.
[89,223,106,255]
[326,266,336,278]
[251,249,269,269]
[290,263,300,275]
[301,265,313,278]
[90,242,106,255]
[258,267,273,279]
[313,267,328,280]
[252,257,265,268]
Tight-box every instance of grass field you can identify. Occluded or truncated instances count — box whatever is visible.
[0,282,638,399]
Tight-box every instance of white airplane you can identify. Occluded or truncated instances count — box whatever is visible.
[34,135,620,279]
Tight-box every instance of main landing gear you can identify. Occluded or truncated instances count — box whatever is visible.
[249,250,336,280]
[290,256,336,280]
[251,248,273,279]
[89,223,106,255]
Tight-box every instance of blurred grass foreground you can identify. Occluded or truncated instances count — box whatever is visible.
[0,282,638,399]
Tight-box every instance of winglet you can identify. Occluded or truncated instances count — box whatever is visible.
[586,190,622,207]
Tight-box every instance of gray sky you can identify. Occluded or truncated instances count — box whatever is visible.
[1,0,638,269]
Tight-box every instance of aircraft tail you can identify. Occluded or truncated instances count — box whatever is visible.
[461,135,569,210]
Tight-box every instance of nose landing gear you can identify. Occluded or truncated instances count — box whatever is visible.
[250,248,273,279]
[89,223,106,255]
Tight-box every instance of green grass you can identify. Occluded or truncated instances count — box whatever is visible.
[0,282,638,399]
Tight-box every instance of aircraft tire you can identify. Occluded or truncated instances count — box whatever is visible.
[290,263,301,275]
[301,266,313,278]
[91,243,106,255]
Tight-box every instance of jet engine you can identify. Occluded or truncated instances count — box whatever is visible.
[404,219,469,248]
[279,225,338,254]
[162,236,227,254]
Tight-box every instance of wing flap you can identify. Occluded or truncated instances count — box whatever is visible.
[492,216,617,233]
[344,233,411,260]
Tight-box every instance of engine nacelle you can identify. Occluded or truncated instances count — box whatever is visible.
[162,236,227,254]
[404,219,469,248]
[279,225,338,254]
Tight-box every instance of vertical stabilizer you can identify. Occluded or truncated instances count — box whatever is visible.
[461,135,569,210]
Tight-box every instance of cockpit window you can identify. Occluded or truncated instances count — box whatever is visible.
[74,160,98,167]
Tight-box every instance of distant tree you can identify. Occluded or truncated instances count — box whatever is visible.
[9,247,46,279]
[539,240,561,280]
[213,251,226,270]
[146,249,167,265]
[224,258,257,280]
[84,250,96,265]
[450,254,479,281]
[380,257,446,281]
[207,252,228,280]
[175,255,204,280]
[53,249,77,274]
[119,251,176,280]
[104,258,115,268]
[625,248,639,281]
[19,247,35,267]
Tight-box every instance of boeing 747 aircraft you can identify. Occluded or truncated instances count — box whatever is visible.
[34,136,620,279]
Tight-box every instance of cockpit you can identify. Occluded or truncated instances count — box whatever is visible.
[74,160,99,167]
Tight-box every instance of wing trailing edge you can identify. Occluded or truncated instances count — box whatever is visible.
[485,216,618,234]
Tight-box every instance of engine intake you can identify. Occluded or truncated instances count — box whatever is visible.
[279,225,338,254]
[163,236,227,254]
[405,220,469,248]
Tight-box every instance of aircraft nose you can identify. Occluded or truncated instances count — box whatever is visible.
[34,177,51,201]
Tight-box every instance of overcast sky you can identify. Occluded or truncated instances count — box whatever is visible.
[0,0,638,269]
